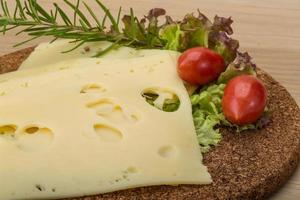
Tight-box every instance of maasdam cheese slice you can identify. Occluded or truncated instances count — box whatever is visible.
[0,51,211,200]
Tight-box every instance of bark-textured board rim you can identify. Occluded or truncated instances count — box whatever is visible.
[0,47,299,200]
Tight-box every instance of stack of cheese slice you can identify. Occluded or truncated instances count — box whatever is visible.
[0,40,211,200]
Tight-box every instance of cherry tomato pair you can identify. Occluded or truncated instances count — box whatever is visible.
[177,47,267,125]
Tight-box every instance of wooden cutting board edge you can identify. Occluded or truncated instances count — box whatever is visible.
[0,47,299,200]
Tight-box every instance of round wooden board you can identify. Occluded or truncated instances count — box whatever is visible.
[0,48,299,200]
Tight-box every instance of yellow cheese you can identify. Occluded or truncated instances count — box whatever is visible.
[0,52,211,200]
[20,39,160,70]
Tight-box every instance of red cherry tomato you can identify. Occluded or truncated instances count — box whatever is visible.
[222,75,267,125]
[177,47,225,85]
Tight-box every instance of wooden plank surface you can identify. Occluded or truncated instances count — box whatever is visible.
[0,0,299,199]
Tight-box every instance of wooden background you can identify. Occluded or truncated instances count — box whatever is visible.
[0,0,299,199]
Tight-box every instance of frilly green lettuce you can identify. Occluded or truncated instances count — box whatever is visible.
[159,24,184,51]
[157,10,240,64]
[191,84,225,153]
[217,52,257,84]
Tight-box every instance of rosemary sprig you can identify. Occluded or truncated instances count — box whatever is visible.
[0,0,163,54]
[0,0,240,60]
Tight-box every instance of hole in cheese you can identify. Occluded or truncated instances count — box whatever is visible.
[35,184,45,191]
[113,105,123,114]
[25,127,39,134]
[93,124,123,142]
[97,105,130,124]
[87,99,136,124]
[127,166,138,173]
[130,114,140,122]
[23,126,53,135]
[80,83,106,94]
[158,145,177,158]
[86,98,114,109]
[87,99,115,115]
[89,99,134,122]
[0,125,17,140]
[18,126,54,152]
[141,88,180,112]
[0,125,17,134]
[87,99,125,120]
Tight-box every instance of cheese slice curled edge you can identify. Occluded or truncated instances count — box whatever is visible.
[0,51,211,200]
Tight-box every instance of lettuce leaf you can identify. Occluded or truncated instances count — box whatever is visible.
[122,8,165,48]
[211,32,239,65]
[193,110,222,153]
[159,24,185,51]
[180,12,211,48]
[217,51,257,84]
[144,8,166,47]
[156,10,240,64]
[191,84,225,153]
